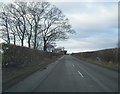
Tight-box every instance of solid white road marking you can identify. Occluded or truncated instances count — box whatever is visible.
[78,71,84,78]
[72,64,75,67]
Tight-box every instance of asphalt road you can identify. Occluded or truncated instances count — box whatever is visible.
[5,55,118,92]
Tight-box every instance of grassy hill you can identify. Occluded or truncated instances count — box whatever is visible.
[72,48,119,71]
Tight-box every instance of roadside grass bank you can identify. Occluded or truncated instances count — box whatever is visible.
[2,56,61,84]
[71,48,119,71]
[72,56,119,71]
[1,43,62,90]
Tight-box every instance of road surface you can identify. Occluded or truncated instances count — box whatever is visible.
[5,55,118,92]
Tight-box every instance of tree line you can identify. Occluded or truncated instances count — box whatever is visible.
[0,2,75,51]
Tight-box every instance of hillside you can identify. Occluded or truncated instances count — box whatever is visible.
[1,43,62,90]
[72,48,119,71]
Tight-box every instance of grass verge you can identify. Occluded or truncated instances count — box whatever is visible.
[2,55,62,85]
[73,56,119,71]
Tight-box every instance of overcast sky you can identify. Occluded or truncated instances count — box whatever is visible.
[0,0,118,53]
[51,2,118,53]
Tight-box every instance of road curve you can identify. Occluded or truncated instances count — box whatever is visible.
[5,55,118,92]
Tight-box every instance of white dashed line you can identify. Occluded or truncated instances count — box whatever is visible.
[78,71,84,78]
[72,64,75,67]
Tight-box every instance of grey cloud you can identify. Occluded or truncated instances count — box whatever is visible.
[54,2,118,53]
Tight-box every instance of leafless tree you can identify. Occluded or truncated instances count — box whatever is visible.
[40,5,75,51]
[6,2,28,46]
[0,2,75,51]
[0,4,11,44]
[25,13,33,48]
[27,2,50,49]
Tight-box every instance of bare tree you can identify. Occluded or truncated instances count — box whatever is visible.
[40,5,75,51]
[0,5,11,44]
[27,2,50,49]
[6,2,28,46]
[25,10,34,48]
[6,4,18,45]
[0,2,75,51]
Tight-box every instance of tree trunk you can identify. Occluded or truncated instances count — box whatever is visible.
[43,44,47,51]
[21,31,25,46]
[7,32,10,44]
[33,23,38,49]
[28,36,31,48]
[21,39,24,46]
[34,33,37,49]
[43,37,47,51]
[14,34,16,45]
[6,19,10,44]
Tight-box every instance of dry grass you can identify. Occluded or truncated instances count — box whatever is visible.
[3,55,61,84]
[73,56,119,71]
[2,43,62,84]
[72,48,119,71]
